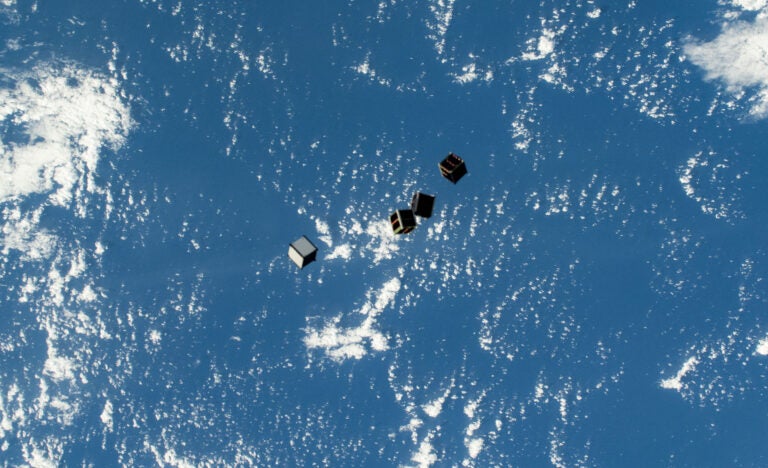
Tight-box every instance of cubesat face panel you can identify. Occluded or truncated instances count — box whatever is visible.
[411,192,435,218]
[439,153,467,184]
[390,209,416,234]
[288,236,318,268]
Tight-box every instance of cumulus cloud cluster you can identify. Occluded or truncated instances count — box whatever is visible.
[304,277,400,362]
[684,5,768,118]
[0,63,133,206]
[0,61,132,467]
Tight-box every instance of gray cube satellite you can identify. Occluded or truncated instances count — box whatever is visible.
[288,235,318,269]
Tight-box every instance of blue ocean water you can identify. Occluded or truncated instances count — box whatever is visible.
[1,0,767,466]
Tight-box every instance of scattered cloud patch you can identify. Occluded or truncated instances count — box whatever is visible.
[731,0,768,11]
[463,401,486,462]
[334,215,401,264]
[1,206,56,261]
[43,350,76,383]
[426,0,456,59]
[510,117,533,152]
[684,13,768,118]
[660,356,699,392]
[677,150,744,221]
[314,217,332,247]
[353,56,392,87]
[304,277,400,362]
[100,400,114,432]
[451,56,494,85]
[522,29,556,61]
[756,336,768,355]
[324,243,352,261]
[0,60,132,466]
[466,437,483,459]
[411,433,438,468]
[422,382,453,418]
[364,220,401,264]
[0,63,133,205]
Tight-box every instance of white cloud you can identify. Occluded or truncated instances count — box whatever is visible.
[100,400,114,432]
[42,346,76,383]
[463,399,479,419]
[0,63,133,205]
[451,58,494,85]
[453,62,479,84]
[522,29,556,61]
[684,14,768,118]
[731,0,768,11]
[336,215,401,264]
[314,217,332,247]
[0,61,132,466]
[422,383,452,418]
[411,433,438,468]
[1,206,56,261]
[324,243,352,261]
[660,356,699,391]
[26,445,59,468]
[466,437,484,459]
[587,8,602,19]
[756,337,768,355]
[365,219,400,264]
[677,149,743,220]
[352,56,392,87]
[426,0,456,58]
[304,277,400,362]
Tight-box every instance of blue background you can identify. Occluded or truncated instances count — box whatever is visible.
[1,0,767,466]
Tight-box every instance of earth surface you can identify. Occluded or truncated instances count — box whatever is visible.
[1,0,768,466]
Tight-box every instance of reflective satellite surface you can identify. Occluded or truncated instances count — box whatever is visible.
[1,0,768,466]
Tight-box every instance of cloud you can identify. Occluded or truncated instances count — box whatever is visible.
[660,356,699,392]
[684,13,768,118]
[0,63,133,206]
[731,0,768,11]
[521,29,556,61]
[0,61,132,465]
[304,277,400,362]
[756,336,768,355]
